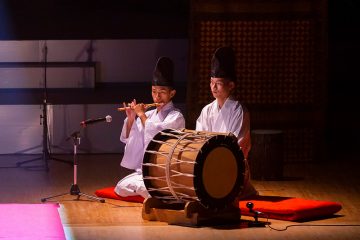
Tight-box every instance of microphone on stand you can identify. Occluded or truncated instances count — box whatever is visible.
[246,202,266,227]
[80,115,112,127]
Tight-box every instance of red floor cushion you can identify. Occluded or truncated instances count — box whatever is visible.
[95,187,144,203]
[95,187,342,221]
[239,195,342,221]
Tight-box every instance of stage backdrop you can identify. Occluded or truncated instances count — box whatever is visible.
[0,39,188,154]
[186,0,327,163]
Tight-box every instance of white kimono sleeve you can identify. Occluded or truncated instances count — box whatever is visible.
[227,107,251,159]
[237,110,251,159]
[144,111,185,147]
[119,117,145,170]
[195,106,210,131]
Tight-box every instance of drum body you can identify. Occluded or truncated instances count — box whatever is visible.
[142,129,245,209]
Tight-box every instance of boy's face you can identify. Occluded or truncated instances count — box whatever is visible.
[210,77,235,100]
[151,86,176,104]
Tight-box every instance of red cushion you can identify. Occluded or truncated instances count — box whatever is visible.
[239,195,342,221]
[94,187,144,203]
[95,187,342,221]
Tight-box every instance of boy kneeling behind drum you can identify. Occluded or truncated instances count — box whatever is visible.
[196,46,258,201]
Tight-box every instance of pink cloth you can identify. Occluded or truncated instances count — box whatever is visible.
[0,203,65,240]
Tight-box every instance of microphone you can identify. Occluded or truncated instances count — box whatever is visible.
[80,115,112,127]
[246,202,266,227]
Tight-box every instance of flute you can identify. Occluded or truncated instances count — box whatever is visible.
[117,103,162,111]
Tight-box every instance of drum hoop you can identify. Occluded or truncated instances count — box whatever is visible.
[165,132,194,201]
[143,130,170,198]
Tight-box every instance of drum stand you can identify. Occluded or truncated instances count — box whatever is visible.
[41,131,105,203]
[142,198,241,226]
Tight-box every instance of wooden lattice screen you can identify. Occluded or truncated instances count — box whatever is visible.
[187,3,327,163]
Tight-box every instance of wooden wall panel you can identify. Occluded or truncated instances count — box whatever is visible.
[187,0,327,163]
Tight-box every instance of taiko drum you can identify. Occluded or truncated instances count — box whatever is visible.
[142,129,245,209]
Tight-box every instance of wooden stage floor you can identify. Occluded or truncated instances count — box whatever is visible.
[1,154,360,240]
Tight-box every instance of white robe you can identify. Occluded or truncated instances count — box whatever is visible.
[196,98,257,199]
[120,101,185,170]
[115,101,185,198]
[196,98,251,158]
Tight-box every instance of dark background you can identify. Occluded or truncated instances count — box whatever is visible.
[328,0,360,160]
[0,0,359,161]
[0,0,189,39]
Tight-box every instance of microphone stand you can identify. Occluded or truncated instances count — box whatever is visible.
[16,41,72,171]
[246,202,266,228]
[41,130,105,203]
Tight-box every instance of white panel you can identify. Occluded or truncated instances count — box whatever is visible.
[0,104,125,154]
[45,40,93,62]
[0,68,42,88]
[0,39,188,85]
[0,41,40,61]
[49,104,124,154]
[0,67,95,88]
[0,105,43,154]
[46,68,95,88]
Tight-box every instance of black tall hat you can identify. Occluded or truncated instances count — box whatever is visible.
[210,47,237,81]
[152,57,174,87]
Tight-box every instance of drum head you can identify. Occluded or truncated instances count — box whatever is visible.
[194,134,244,209]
